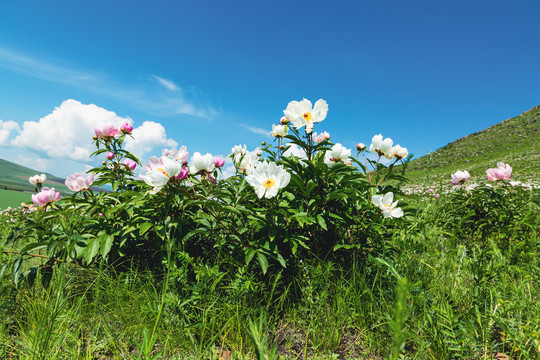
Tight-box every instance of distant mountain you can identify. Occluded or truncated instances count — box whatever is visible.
[404,105,540,187]
[0,158,71,194]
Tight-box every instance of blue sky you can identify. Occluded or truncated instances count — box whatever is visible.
[0,0,539,177]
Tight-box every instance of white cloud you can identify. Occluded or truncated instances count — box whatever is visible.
[12,99,130,161]
[0,120,19,145]
[124,121,178,160]
[153,75,180,91]
[11,99,177,164]
[0,45,217,119]
[240,123,271,138]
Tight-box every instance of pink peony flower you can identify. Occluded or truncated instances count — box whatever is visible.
[486,162,512,181]
[65,173,94,192]
[214,156,225,168]
[451,170,470,185]
[175,166,189,180]
[120,122,133,134]
[312,131,331,143]
[106,151,115,160]
[122,159,137,171]
[94,123,119,139]
[32,187,60,207]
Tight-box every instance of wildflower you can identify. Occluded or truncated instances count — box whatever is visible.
[65,173,94,192]
[312,131,331,143]
[142,156,181,194]
[120,122,133,134]
[283,98,328,132]
[392,145,408,160]
[271,124,288,138]
[176,166,189,180]
[369,134,393,157]
[246,162,290,199]
[94,123,118,139]
[324,143,351,167]
[486,162,512,181]
[32,187,61,207]
[372,192,404,218]
[106,151,115,160]
[214,156,225,168]
[122,159,137,171]
[233,148,260,172]
[163,146,189,163]
[451,170,470,185]
[29,174,46,185]
[190,152,215,174]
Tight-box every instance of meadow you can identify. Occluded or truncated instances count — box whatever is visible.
[0,100,538,359]
[0,189,33,210]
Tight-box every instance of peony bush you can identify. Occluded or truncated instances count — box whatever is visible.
[7,98,411,286]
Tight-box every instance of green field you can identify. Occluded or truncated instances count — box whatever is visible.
[0,189,32,209]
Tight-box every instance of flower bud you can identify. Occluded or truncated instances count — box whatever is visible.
[120,122,133,134]
[106,151,114,160]
[280,116,290,125]
[356,143,366,151]
[102,161,107,166]
[261,141,266,146]
[214,156,225,169]
[279,145,285,150]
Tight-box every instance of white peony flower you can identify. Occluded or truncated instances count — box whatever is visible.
[372,192,404,218]
[392,145,408,160]
[245,161,291,199]
[312,131,331,144]
[162,145,189,163]
[143,156,181,194]
[369,134,393,157]
[234,149,259,172]
[324,143,351,167]
[283,98,328,132]
[190,152,215,174]
[271,124,288,138]
[29,174,46,185]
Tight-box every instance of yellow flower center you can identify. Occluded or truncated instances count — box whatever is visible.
[383,204,392,210]
[157,168,170,178]
[263,178,275,188]
[302,112,312,122]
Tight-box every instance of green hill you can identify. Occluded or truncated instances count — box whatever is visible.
[0,158,71,194]
[404,105,540,188]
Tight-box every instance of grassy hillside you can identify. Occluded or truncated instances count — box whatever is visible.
[0,158,70,194]
[404,105,540,188]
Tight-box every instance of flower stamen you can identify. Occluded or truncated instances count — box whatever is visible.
[263,178,275,188]
[302,112,312,122]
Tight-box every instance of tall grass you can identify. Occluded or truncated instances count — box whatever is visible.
[1,191,539,359]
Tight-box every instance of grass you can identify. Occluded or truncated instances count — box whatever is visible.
[1,189,538,359]
[0,189,32,209]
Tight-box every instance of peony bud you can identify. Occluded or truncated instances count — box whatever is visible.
[122,159,137,171]
[120,122,133,134]
[356,143,366,151]
[106,151,114,160]
[214,156,225,168]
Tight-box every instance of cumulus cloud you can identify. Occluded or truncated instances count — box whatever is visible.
[124,121,178,160]
[11,99,176,163]
[0,120,19,145]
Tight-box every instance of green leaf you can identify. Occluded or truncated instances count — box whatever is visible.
[316,214,328,230]
[257,252,269,274]
[12,258,23,287]
[85,237,100,264]
[101,234,114,258]
[139,223,153,236]
[245,249,257,265]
